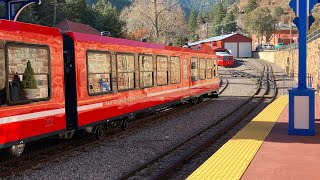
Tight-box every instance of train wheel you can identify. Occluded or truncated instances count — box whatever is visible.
[95,125,107,140]
[199,96,204,103]
[192,97,199,105]
[9,144,25,157]
[122,119,129,131]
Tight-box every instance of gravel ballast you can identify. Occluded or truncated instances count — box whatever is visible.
[6,59,274,180]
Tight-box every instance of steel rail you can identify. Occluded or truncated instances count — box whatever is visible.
[119,63,271,180]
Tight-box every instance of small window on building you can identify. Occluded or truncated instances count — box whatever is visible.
[206,59,213,79]
[170,56,181,84]
[87,51,112,95]
[139,55,154,88]
[191,57,198,81]
[117,53,135,91]
[157,56,168,85]
[6,43,51,104]
[199,58,206,80]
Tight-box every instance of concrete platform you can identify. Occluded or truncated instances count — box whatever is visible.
[187,95,320,180]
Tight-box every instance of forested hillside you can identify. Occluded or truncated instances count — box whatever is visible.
[9,0,319,46]
[85,0,238,14]
[86,0,131,10]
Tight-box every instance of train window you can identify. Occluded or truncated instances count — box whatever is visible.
[206,59,213,79]
[117,53,135,91]
[0,41,5,106]
[199,58,206,80]
[87,51,112,95]
[5,43,51,104]
[170,56,181,84]
[139,55,153,88]
[191,57,198,81]
[183,59,188,80]
[156,56,168,85]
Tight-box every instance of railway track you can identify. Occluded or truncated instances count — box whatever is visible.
[119,62,277,180]
[0,80,230,178]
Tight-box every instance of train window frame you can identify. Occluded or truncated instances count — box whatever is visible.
[4,42,52,106]
[170,56,181,84]
[214,59,218,77]
[206,58,213,79]
[199,58,206,80]
[190,57,198,82]
[183,58,188,80]
[156,55,169,86]
[139,54,154,89]
[86,50,113,96]
[116,52,136,92]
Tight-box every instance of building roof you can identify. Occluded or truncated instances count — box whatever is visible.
[188,34,235,46]
[55,20,101,36]
[275,22,297,31]
[188,33,251,46]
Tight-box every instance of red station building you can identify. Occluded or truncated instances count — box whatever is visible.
[188,33,253,58]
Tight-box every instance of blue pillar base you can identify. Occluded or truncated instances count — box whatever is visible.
[288,88,316,136]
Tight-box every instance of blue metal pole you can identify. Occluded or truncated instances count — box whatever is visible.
[298,0,307,90]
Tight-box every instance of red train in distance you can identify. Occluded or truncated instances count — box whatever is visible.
[0,20,220,157]
[215,49,235,67]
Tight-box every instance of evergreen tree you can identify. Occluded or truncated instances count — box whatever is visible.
[37,0,66,26]
[92,0,125,37]
[64,0,93,25]
[17,6,39,24]
[211,2,226,36]
[188,9,197,34]
[87,0,131,10]
[222,11,237,34]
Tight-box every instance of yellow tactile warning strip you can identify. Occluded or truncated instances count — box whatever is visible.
[187,96,289,180]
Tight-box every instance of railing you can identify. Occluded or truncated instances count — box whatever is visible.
[280,74,314,95]
[307,73,314,88]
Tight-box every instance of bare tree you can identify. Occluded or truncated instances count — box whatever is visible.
[121,0,187,43]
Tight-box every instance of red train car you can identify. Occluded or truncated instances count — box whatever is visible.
[0,20,220,156]
[216,52,234,67]
[0,20,66,156]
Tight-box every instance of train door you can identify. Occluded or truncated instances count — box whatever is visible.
[62,34,78,131]
[183,58,190,97]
